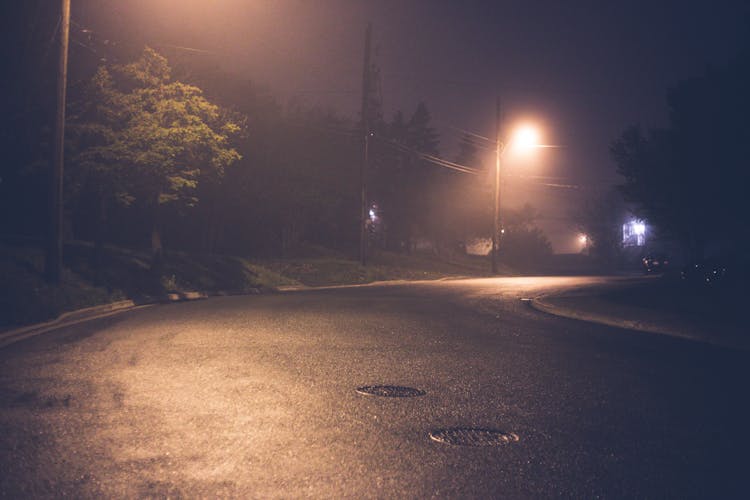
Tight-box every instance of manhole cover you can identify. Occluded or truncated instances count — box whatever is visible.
[429,428,519,446]
[355,385,426,397]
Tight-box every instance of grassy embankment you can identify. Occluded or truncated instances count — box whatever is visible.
[1,241,498,329]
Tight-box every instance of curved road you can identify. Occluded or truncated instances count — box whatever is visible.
[1,277,748,497]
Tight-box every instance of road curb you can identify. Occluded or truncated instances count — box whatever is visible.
[0,288,261,350]
[0,278,458,348]
[0,300,146,349]
[529,294,749,352]
[529,295,661,333]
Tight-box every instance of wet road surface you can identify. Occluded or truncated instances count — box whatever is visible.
[1,277,748,497]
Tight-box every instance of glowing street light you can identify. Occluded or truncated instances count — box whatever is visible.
[509,125,541,154]
[491,105,543,273]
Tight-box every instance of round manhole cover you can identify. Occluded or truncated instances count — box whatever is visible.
[355,385,426,397]
[429,428,519,446]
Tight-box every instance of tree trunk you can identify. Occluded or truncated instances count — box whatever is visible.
[151,193,164,274]
[202,195,215,255]
[93,189,106,285]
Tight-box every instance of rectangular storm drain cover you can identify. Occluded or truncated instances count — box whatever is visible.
[429,428,519,446]
[355,385,426,397]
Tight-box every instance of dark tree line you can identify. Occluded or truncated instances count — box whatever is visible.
[611,50,750,259]
[1,3,552,273]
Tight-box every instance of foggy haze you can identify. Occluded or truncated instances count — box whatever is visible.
[72,0,749,252]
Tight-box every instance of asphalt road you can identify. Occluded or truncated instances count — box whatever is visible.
[1,277,748,498]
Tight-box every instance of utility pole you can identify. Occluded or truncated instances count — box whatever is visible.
[491,96,501,274]
[358,23,372,266]
[46,0,70,284]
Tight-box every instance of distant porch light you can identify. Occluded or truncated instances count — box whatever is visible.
[622,219,646,247]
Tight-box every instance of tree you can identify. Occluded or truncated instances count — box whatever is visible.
[372,102,442,252]
[407,102,440,155]
[450,133,491,245]
[166,63,362,258]
[574,190,626,266]
[254,106,359,256]
[66,66,130,280]
[611,53,750,258]
[498,203,553,268]
[67,48,242,269]
[370,110,409,251]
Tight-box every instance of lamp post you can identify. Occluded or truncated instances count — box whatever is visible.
[491,98,501,274]
[489,107,542,274]
[46,0,71,284]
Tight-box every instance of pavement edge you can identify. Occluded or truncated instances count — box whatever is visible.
[529,294,748,352]
[0,289,262,349]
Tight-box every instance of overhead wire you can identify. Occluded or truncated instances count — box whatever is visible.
[374,135,479,175]
[444,123,495,144]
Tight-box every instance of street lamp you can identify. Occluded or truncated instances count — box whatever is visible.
[509,125,541,154]
[490,105,542,274]
[579,233,589,254]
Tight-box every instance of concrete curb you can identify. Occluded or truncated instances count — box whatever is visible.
[529,294,749,352]
[530,296,672,335]
[271,276,475,293]
[0,277,457,348]
[1,278,431,349]
[0,300,147,349]
[0,288,261,350]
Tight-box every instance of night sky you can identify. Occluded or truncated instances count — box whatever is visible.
[73,0,749,252]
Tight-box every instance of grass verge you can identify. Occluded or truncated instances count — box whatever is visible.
[1,241,499,329]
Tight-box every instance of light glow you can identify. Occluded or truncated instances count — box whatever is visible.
[622,219,647,246]
[509,125,541,153]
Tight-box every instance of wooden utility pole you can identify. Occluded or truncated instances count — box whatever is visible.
[46,0,70,284]
[491,96,501,274]
[359,23,372,266]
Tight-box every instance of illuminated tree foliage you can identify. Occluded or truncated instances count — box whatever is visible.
[68,48,242,266]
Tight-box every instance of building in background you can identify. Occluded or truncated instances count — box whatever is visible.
[622,219,646,247]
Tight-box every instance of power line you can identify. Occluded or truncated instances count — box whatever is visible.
[155,43,214,55]
[443,123,495,144]
[375,136,479,175]
[535,182,584,190]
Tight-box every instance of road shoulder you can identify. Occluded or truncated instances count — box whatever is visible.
[531,290,749,352]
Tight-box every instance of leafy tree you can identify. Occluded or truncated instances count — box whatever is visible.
[373,102,442,252]
[574,190,626,266]
[370,110,409,251]
[407,102,440,155]
[611,53,750,258]
[498,203,553,268]
[68,48,242,269]
[66,67,131,280]
[254,106,358,256]
[450,133,491,244]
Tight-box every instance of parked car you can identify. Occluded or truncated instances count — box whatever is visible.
[642,254,670,274]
